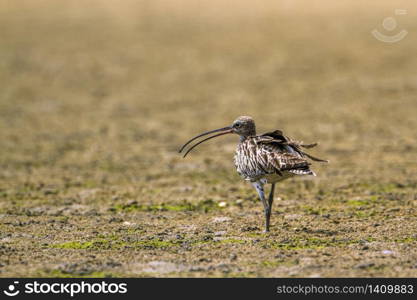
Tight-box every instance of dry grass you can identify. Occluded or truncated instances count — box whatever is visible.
[0,1,416,277]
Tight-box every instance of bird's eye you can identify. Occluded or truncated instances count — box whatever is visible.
[234,123,241,128]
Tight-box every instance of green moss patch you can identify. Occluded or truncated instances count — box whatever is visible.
[110,199,220,213]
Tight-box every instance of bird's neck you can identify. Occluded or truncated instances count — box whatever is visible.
[239,134,255,142]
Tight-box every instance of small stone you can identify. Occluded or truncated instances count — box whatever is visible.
[354,262,375,269]
[202,235,213,241]
[216,263,231,273]
[44,188,58,195]
[214,231,227,237]
[109,217,123,223]
[198,257,211,263]
[241,226,259,232]
[284,214,301,220]
[218,202,227,208]
[212,217,232,223]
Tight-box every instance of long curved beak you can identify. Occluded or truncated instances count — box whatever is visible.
[179,126,233,158]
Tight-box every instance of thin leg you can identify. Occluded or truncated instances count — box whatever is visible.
[265,183,275,232]
[252,181,270,232]
[268,183,275,208]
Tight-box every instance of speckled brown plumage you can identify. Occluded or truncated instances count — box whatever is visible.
[234,129,327,183]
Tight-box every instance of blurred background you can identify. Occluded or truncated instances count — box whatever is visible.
[0,0,416,277]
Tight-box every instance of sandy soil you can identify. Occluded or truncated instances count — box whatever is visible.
[0,1,416,277]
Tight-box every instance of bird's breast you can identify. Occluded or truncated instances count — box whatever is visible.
[234,139,261,181]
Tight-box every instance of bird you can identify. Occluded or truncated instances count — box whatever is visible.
[179,116,328,232]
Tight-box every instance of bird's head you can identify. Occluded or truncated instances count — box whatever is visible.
[179,116,256,157]
[231,116,256,137]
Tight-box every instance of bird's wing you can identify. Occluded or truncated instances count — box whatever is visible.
[254,139,311,175]
[259,130,328,163]
[252,130,327,175]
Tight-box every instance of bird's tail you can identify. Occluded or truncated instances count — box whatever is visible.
[301,151,329,163]
[300,143,318,148]
[289,169,316,176]
[291,141,329,163]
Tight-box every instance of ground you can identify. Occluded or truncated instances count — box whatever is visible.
[0,1,416,277]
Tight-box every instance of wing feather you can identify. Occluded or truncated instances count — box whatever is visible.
[234,130,327,180]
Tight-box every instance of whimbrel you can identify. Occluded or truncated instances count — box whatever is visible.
[179,116,328,232]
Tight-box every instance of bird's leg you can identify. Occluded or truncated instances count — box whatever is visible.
[252,181,270,232]
[268,183,275,209]
[265,183,275,231]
